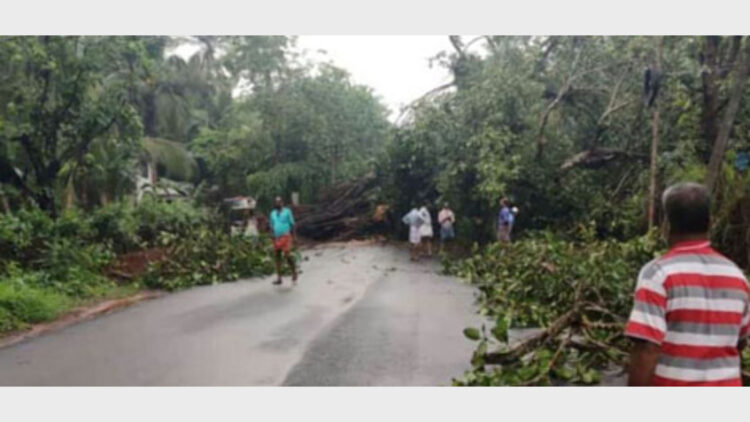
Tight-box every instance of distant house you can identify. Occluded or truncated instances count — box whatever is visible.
[137,137,200,202]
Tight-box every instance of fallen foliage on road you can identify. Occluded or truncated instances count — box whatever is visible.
[141,227,277,290]
[451,228,750,385]
[450,227,659,385]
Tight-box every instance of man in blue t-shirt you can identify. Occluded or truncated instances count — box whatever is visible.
[270,196,297,285]
[497,197,514,243]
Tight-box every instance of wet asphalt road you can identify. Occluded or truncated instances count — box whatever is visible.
[0,243,483,386]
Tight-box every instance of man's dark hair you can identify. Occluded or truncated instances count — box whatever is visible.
[662,182,711,235]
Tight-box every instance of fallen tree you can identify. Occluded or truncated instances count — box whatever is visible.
[450,228,662,386]
[451,229,750,385]
[295,172,379,241]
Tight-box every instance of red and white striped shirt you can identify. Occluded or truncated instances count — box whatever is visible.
[625,240,750,386]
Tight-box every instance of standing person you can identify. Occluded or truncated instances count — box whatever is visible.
[497,197,514,243]
[245,208,259,239]
[625,183,749,386]
[229,197,258,239]
[372,203,390,244]
[402,205,424,261]
[270,196,298,286]
[438,202,456,253]
[418,202,434,257]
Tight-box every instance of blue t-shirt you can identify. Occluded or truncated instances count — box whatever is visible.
[270,207,295,238]
[499,206,514,226]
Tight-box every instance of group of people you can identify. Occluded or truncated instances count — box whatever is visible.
[231,183,750,386]
[400,197,518,261]
[265,195,518,283]
[401,203,454,261]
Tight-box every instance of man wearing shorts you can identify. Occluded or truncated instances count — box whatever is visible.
[403,206,424,262]
[270,196,298,285]
[497,197,514,243]
[438,202,455,252]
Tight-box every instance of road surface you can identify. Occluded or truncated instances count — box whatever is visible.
[0,243,483,386]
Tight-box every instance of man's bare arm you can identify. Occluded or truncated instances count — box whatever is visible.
[628,339,661,386]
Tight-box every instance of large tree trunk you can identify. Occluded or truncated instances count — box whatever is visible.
[143,90,158,137]
[0,191,9,214]
[64,177,76,210]
[706,38,750,194]
[701,37,721,163]
[647,37,663,229]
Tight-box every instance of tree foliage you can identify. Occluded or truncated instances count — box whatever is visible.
[0,36,143,214]
[384,36,750,254]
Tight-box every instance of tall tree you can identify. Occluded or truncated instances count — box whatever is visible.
[0,36,142,214]
[706,37,750,193]
[647,37,663,229]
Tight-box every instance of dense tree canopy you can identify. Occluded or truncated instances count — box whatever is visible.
[0,36,390,212]
[382,36,750,261]
[3,35,750,260]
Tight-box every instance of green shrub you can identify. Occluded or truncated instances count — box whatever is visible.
[53,208,95,239]
[88,201,140,253]
[0,307,19,332]
[0,207,54,264]
[131,197,208,244]
[0,282,69,327]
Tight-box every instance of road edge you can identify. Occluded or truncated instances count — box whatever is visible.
[0,290,165,350]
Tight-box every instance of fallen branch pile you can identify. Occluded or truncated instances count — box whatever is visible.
[452,230,663,386]
[295,172,379,241]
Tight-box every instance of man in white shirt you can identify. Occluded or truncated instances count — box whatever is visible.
[418,203,434,257]
[402,206,424,261]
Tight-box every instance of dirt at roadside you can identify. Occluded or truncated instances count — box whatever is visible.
[106,248,168,281]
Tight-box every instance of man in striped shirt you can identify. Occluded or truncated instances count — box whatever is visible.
[626,182,749,386]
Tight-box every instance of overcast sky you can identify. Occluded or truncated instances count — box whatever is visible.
[174,36,482,121]
[295,36,455,120]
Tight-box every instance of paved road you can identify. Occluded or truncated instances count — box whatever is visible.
[0,243,483,386]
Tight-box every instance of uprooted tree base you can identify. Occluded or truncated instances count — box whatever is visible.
[295,173,379,241]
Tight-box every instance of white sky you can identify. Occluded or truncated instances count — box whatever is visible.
[174,36,485,121]
[295,36,455,120]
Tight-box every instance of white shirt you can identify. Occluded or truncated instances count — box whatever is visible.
[438,209,455,228]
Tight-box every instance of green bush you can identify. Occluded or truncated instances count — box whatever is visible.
[88,201,140,253]
[53,208,95,239]
[131,197,208,245]
[0,282,69,329]
[0,307,19,332]
[0,199,277,335]
[0,207,54,264]
[87,198,210,252]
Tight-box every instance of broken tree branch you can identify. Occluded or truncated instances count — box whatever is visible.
[484,302,583,365]
[536,47,583,159]
[560,148,648,171]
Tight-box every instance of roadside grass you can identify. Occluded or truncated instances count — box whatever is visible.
[0,283,70,332]
[0,200,276,338]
